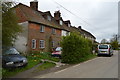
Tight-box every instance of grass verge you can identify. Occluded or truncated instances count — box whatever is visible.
[79,54,97,63]
[32,61,56,73]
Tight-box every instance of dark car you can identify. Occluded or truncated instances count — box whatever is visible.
[2,47,28,68]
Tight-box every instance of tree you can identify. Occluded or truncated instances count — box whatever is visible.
[110,34,119,50]
[110,34,118,42]
[101,39,108,44]
[2,2,22,47]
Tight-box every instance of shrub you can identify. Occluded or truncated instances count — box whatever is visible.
[61,32,93,64]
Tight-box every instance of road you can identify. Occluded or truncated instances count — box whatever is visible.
[34,51,118,78]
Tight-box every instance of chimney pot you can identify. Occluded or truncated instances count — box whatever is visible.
[54,11,61,19]
[78,26,82,29]
[30,0,38,11]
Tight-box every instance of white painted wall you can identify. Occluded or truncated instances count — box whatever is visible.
[14,21,28,54]
[15,35,27,53]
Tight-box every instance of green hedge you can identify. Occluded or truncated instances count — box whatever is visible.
[61,32,93,64]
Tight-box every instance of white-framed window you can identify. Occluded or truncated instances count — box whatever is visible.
[47,15,51,21]
[32,39,36,49]
[40,40,45,48]
[66,31,69,36]
[68,23,71,27]
[52,41,55,47]
[59,20,63,25]
[40,25,45,32]
[52,28,56,34]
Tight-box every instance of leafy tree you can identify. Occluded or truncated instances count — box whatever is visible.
[101,39,108,44]
[109,34,119,50]
[2,2,22,47]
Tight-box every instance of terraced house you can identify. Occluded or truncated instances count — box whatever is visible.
[13,0,96,54]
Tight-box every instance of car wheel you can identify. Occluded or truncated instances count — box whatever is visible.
[97,54,100,57]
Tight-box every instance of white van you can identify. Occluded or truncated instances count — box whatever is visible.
[97,44,113,56]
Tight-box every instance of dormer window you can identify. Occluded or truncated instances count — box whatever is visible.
[47,15,51,21]
[60,20,63,25]
[68,23,71,27]
[40,25,45,32]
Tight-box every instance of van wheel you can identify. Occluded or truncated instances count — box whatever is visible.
[108,54,111,57]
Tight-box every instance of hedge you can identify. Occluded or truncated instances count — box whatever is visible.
[61,32,93,64]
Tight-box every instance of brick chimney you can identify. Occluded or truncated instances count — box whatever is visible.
[30,0,38,11]
[78,26,82,29]
[54,11,61,20]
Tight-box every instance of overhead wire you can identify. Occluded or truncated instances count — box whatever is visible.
[51,0,98,30]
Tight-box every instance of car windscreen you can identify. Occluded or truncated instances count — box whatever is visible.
[55,47,62,51]
[99,45,108,49]
[4,48,20,55]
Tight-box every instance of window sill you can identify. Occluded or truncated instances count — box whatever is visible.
[40,47,45,49]
[52,33,56,35]
[40,31,44,33]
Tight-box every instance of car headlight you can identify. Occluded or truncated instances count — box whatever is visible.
[23,59,27,63]
[6,62,14,65]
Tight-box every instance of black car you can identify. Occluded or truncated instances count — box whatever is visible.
[2,47,28,68]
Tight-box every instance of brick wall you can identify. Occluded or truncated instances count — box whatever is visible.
[28,22,61,52]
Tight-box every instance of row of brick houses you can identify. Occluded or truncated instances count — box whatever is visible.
[13,0,96,53]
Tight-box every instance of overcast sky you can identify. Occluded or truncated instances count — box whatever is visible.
[14,0,119,42]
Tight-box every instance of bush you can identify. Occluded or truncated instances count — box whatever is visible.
[61,32,93,64]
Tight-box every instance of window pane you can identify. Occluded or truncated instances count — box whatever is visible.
[40,40,45,48]
[52,28,56,34]
[60,20,63,25]
[32,39,36,49]
[99,45,108,49]
[52,41,55,47]
[47,15,51,21]
[40,25,44,32]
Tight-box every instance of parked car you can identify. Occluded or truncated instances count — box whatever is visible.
[97,44,113,57]
[51,47,62,58]
[2,47,28,68]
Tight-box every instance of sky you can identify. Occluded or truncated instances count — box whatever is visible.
[13,0,119,43]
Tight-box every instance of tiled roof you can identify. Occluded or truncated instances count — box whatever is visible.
[69,26,96,39]
[69,26,81,34]
[60,18,70,31]
[40,11,70,31]
[79,28,96,39]
[14,3,62,29]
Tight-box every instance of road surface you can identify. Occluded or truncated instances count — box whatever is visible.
[34,51,118,78]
